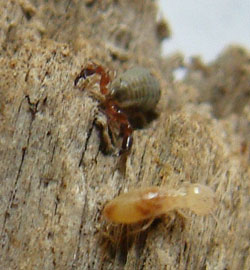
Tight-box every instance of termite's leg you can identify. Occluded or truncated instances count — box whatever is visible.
[128,218,155,235]
[175,209,189,230]
[163,211,188,231]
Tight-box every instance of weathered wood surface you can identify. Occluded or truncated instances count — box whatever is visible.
[0,1,249,269]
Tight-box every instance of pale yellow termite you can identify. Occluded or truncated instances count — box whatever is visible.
[103,184,215,224]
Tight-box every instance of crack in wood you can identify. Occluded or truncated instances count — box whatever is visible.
[0,146,27,236]
[78,120,95,167]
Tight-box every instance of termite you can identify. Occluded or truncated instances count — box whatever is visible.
[74,63,161,155]
[103,184,215,224]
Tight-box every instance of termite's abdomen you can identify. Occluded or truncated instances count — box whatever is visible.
[103,187,167,224]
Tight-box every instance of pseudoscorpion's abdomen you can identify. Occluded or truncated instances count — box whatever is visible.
[110,67,161,111]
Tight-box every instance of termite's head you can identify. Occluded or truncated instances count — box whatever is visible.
[185,184,216,215]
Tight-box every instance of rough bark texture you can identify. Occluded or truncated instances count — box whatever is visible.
[0,1,249,270]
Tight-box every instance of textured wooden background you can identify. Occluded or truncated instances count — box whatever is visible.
[0,1,249,269]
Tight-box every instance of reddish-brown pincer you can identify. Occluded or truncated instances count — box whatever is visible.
[74,64,160,155]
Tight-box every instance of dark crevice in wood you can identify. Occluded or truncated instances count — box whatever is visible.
[78,120,95,167]
[0,146,27,236]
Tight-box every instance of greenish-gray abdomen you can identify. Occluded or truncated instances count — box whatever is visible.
[110,67,161,111]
